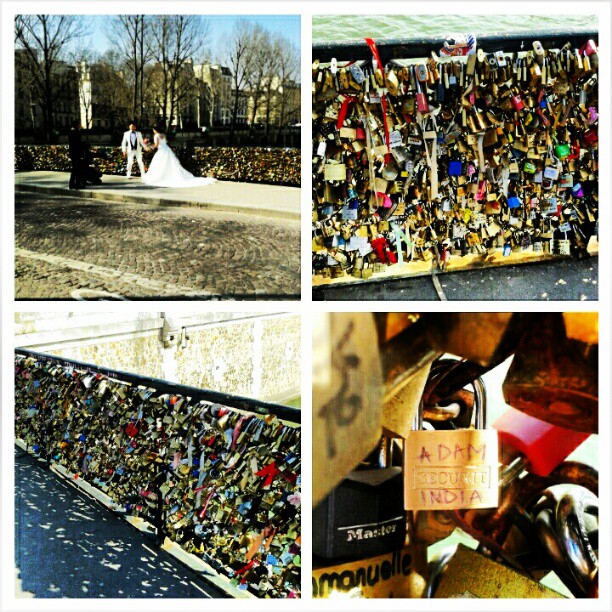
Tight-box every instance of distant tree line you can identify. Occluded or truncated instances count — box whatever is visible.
[15,15,300,144]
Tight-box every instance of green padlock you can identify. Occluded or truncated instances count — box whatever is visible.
[555,142,571,159]
[523,160,537,174]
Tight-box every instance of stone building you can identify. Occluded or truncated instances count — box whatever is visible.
[15,49,80,133]
[248,76,301,127]
[17,52,299,136]
[77,61,130,130]
[194,63,232,126]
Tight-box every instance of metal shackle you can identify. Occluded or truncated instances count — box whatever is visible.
[416,370,486,431]
[556,490,599,594]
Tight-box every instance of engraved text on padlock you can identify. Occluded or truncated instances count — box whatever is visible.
[404,429,498,510]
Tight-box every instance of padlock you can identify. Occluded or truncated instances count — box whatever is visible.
[543,165,559,180]
[415,72,429,114]
[431,544,565,598]
[507,195,521,209]
[557,237,571,256]
[571,182,585,198]
[448,159,462,176]
[493,406,589,476]
[404,388,499,511]
[502,313,597,433]
[539,488,599,597]
[313,437,406,561]
[312,541,428,598]
[415,63,429,83]
[510,91,524,111]
[522,160,536,174]
[385,69,399,96]
[555,142,571,159]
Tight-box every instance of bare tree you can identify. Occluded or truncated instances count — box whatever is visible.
[149,15,207,132]
[107,15,154,123]
[274,35,300,142]
[15,15,88,142]
[92,51,132,130]
[244,26,277,131]
[225,19,260,143]
[260,35,284,137]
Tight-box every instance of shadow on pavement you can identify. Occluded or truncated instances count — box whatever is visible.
[15,449,228,598]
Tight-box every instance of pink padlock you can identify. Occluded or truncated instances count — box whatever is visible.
[476,180,487,202]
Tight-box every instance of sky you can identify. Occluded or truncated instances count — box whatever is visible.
[87,14,300,63]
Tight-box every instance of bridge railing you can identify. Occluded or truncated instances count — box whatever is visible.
[15,348,301,599]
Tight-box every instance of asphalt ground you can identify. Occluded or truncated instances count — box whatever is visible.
[313,257,598,301]
[15,449,228,598]
[15,192,300,300]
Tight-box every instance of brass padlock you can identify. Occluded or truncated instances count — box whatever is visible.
[432,544,565,598]
[404,386,499,511]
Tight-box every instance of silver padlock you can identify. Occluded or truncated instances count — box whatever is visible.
[556,489,598,594]
[534,486,599,597]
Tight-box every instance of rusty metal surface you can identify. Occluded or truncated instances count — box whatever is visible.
[503,314,598,433]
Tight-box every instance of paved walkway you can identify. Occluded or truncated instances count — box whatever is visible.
[15,191,300,299]
[15,171,300,220]
[15,449,228,599]
[314,257,598,301]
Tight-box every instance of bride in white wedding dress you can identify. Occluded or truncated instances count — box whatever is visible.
[142,127,216,188]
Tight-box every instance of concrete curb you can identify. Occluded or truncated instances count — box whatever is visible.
[16,183,300,222]
[15,439,255,599]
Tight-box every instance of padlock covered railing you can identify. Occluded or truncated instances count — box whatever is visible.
[14,349,301,598]
[312,29,599,286]
[313,30,598,63]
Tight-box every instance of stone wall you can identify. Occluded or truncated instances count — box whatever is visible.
[15,312,300,404]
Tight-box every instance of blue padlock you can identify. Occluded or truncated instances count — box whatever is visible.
[448,160,463,176]
[507,195,522,209]
[571,183,584,198]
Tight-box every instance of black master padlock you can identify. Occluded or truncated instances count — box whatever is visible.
[313,437,406,561]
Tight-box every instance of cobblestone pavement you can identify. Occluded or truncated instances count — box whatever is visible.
[16,192,300,300]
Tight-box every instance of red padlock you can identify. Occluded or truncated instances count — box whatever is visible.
[579,39,598,57]
[510,93,524,112]
[415,70,430,114]
[583,128,598,146]
[370,237,389,263]
[125,422,139,438]
[493,405,589,476]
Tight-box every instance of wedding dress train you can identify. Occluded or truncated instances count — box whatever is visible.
[143,134,216,188]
